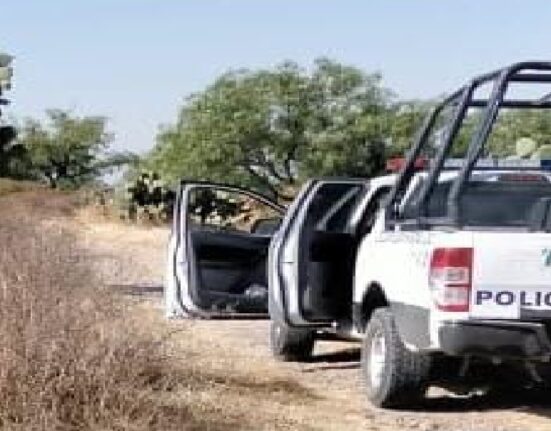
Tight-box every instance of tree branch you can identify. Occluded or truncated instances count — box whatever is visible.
[241,163,279,198]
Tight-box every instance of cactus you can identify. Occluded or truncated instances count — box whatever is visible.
[515,137,537,158]
[189,189,244,226]
[121,171,175,223]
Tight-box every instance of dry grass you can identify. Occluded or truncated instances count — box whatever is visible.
[0,187,319,431]
[0,179,42,197]
[0,217,197,430]
[0,203,246,430]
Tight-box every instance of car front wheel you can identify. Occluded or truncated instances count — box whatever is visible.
[270,319,315,362]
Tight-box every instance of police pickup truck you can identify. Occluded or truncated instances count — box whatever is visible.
[269,62,551,408]
[166,62,551,408]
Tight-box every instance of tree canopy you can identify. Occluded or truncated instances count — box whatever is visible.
[147,59,418,200]
[10,58,551,199]
[17,110,137,188]
[0,125,27,178]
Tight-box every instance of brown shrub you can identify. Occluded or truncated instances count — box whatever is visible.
[0,218,199,431]
[0,190,317,431]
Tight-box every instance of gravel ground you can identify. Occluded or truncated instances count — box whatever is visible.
[82,220,551,431]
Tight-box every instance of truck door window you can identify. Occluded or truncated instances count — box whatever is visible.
[316,186,364,232]
[357,187,391,236]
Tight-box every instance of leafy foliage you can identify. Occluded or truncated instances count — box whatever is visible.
[189,188,244,226]
[147,59,409,200]
[386,101,432,156]
[0,125,28,178]
[17,110,137,188]
[121,171,175,222]
[452,109,551,158]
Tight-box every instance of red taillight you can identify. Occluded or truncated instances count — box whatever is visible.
[429,248,473,312]
[385,157,428,173]
[497,173,548,183]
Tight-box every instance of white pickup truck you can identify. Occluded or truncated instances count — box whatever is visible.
[268,61,551,408]
[166,62,551,409]
[268,166,551,407]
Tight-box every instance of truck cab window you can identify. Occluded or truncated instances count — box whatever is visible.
[357,187,391,237]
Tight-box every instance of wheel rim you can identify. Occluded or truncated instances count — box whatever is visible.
[369,329,386,390]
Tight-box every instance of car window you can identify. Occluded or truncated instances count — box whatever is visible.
[402,174,551,227]
[313,184,365,233]
[360,187,391,235]
[188,187,281,234]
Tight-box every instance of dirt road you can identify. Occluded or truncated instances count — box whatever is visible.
[83,220,551,431]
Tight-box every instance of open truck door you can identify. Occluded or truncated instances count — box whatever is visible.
[269,179,369,359]
[166,182,285,318]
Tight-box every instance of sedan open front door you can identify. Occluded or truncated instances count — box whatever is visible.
[166,182,285,318]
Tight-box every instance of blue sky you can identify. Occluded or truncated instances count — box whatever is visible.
[3,1,551,153]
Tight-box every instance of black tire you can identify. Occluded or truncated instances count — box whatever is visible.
[361,307,430,409]
[270,319,315,362]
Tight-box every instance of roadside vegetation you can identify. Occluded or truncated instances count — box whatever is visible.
[0,55,550,429]
[3,58,551,221]
[144,58,551,203]
[0,199,185,430]
[0,188,317,430]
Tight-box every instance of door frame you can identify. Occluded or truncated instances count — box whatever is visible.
[271,178,368,327]
[172,181,285,317]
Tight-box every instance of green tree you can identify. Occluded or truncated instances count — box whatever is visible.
[300,59,391,179]
[0,54,25,178]
[451,109,551,158]
[488,110,551,156]
[148,59,395,200]
[385,101,432,157]
[18,110,137,188]
[0,125,28,178]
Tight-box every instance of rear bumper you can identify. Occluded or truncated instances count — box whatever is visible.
[439,320,551,359]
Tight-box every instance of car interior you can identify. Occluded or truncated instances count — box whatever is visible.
[297,183,388,322]
[185,188,283,313]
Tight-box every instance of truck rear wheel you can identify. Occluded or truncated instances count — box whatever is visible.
[270,320,315,362]
[361,307,430,408]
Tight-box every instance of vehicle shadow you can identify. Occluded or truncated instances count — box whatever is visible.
[302,347,361,372]
[112,285,271,319]
[109,283,164,296]
[414,387,551,417]
[309,347,360,363]
[305,345,551,420]
[205,313,268,320]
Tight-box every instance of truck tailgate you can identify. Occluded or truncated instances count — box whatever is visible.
[470,232,551,319]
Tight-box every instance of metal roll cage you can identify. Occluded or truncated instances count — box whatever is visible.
[386,61,551,228]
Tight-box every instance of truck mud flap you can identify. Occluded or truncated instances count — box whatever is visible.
[390,301,431,349]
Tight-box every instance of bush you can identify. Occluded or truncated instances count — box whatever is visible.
[0,189,317,430]
[121,172,175,224]
[0,217,194,430]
